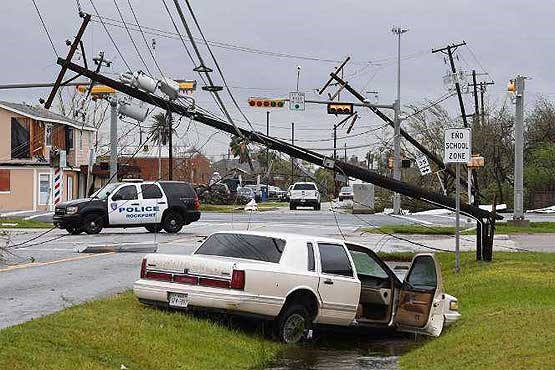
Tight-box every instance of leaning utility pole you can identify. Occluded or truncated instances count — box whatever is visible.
[392,26,408,215]
[512,75,527,225]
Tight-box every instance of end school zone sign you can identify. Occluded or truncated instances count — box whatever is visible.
[444,128,471,163]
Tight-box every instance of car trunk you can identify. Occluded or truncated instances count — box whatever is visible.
[144,254,236,280]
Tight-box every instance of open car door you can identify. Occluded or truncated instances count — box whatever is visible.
[395,254,445,336]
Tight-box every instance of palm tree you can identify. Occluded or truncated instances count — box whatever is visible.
[149,112,176,146]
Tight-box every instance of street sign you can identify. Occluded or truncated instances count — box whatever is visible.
[289,92,305,111]
[444,128,471,163]
[416,155,432,176]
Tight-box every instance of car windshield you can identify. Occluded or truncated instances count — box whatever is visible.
[293,183,316,190]
[341,187,352,193]
[91,183,119,200]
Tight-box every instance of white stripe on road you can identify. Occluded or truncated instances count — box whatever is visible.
[0,210,34,217]
[23,212,54,220]
[388,214,435,225]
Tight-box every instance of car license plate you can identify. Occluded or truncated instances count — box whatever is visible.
[168,293,189,308]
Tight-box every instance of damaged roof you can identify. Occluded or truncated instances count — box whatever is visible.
[0,100,97,131]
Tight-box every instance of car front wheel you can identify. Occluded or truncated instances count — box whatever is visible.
[145,224,163,233]
[66,226,82,235]
[162,211,184,233]
[83,214,104,234]
[275,304,310,344]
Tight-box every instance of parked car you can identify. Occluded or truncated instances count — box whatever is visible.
[289,182,321,210]
[236,186,255,201]
[134,231,459,344]
[53,181,200,234]
[285,185,293,202]
[339,186,354,201]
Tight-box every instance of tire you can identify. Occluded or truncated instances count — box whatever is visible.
[314,203,321,211]
[162,210,184,233]
[275,304,310,344]
[289,203,296,210]
[66,226,82,235]
[83,214,104,234]
[145,224,163,233]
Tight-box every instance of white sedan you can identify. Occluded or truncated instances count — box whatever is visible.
[134,231,460,343]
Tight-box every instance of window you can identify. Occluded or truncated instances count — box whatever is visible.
[141,184,163,199]
[406,256,437,291]
[39,174,51,205]
[307,242,315,271]
[293,183,316,191]
[0,170,10,192]
[112,185,138,201]
[319,243,353,277]
[11,117,30,159]
[195,233,286,263]
[65,127,74,150]
[349,250,389,279]
[160,182,196,198]
[45,124,53,146]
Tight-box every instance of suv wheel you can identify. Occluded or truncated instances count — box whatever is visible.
[275,304,310,344]
[289,203,296,210]
[66,226,82,235]
[83,214,104,234]
[145,224,163,233]
[162,211,184,233]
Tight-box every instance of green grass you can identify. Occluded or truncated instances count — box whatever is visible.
[361,221,555,235]
[0,217,52,229]
[0,292,281,370]
[400,252,555,370]
[200,202,288,213]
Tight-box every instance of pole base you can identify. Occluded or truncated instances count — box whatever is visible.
[507,219,530,227]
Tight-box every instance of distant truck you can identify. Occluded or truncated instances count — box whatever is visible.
[289,182,321,210]
[53,181,200,234]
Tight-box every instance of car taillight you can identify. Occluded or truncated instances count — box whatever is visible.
[145,271,172,281]
[230,270,245,290]
[174,275,199,285]
[193,197,200,210]
[140,258,147,278]
[199,277,230,289]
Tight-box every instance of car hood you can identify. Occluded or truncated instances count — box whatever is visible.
[55,198,94,208]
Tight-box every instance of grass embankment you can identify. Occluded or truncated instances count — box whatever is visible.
[200,202,288,213]
[400,252,555,370]
[0,217,52,229]
[0,292,281,370]
[362,221,555,235]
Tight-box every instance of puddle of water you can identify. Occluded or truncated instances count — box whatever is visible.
[266,329,425,370]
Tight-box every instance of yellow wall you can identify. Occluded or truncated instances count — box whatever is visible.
[0,168,34,211]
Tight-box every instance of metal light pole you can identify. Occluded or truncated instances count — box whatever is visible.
[291,122,295,184]
[296,66,301,92]
[513,75,526,223]
[109,99,118,183]
[392,26,408,215]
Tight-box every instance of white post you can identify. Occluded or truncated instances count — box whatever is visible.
[455,163,461,273]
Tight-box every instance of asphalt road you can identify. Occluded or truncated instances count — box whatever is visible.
[1,205,554,329]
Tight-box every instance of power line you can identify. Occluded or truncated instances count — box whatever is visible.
[31,0,58,57]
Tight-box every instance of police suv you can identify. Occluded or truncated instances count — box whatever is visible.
[53,181,201,234]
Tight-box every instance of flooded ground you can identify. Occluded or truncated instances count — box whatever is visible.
[266,328,425,370]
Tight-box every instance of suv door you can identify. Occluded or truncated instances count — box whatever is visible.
[316,242,360,326]
[108,184,139,225]
[140,183,167,223]
[395,254,445,336]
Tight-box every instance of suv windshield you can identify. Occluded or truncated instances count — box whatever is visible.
[195,233,286,263]
[91,183,119,200]
[340,187,352,193]
[293,183,316,191]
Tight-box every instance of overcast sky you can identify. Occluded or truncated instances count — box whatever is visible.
[1,0,553,161]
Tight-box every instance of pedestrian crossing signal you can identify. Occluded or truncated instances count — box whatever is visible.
[248,98,285,108]
[327,103,353,115]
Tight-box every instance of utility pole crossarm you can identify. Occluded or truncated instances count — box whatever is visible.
[431,41,467,54]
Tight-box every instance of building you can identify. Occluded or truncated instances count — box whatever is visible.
[0,101,96,211]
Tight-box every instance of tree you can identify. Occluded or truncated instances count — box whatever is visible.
[149,112,175,146]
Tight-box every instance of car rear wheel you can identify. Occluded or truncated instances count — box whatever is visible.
[275,304,310,344]
[145,224,163,233]
[66,226,82,235]
[83,214,104,234]
[162,211,184,233]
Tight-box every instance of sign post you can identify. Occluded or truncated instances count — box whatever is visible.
[444,128,471,272]
[289,92,305,111]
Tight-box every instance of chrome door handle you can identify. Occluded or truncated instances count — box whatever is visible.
[130,203,139,206]
[157,201,166,204]
[324,279,334,285]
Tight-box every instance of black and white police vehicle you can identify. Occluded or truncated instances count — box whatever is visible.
[53,181,201,235]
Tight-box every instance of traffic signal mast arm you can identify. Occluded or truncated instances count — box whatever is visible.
[53,56,496,222]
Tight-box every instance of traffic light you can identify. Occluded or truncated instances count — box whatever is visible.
[327,103,353,115]
[248,98,285,108]
[507,80,516,93]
